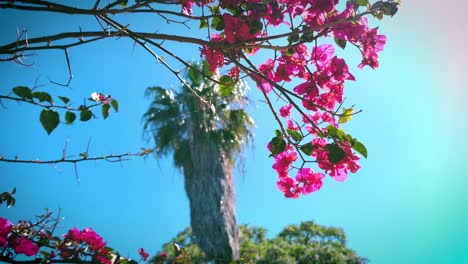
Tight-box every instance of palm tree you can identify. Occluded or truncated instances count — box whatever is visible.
[143,62,254,264]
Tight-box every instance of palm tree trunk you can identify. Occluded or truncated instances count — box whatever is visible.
[184,137,240,264]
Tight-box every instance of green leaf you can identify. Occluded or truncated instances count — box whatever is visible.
[208,5,221,14]
[200,19,209,29]
[300,143,314,156]
[325,143,346,163]
[31,91,53,104]
[287,129,302,142]
[12,86,32,99]
[40,109,59,135]
[300,32,314,42]
[275,129,283,137]
[102,104,111,119]
[334,36,347,49]
[202,60,214,77]
[219,75,235,97]
[287,33,299,44]
[117,0,128,6]
[65,111,76,124]
[58,96,70,104]
[284,47,295,56]
[188,66,202,84]
[211,16,225,31]
[269,136,286,157]
[352,140,368,158]
[80,108,92,122]
[249,20,263,34]
[111,99,119,112]
[357,0,369,6]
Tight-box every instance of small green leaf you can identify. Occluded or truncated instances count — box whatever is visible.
[300,32,314,42]
[188,66,202,84]
[31,91,53,104]
[65,111,76,124]
[219,75,235,97]
[357,0,369,6]
[117,0,128,6]
[102,104,111,119]
[287,129,302,142]
[287,33,299,44]
[58,96,70,104]
[334,36,347,49]
[208,5,221,14]
[352,140,368,158]
[284,47,295,56]
[40,109,59,135]
[275,129,282,137]
[249,20,263,34]
[80,108,92,122]
[300,143,314,156]
[111,99,119,112]
[325,143,346,163]
[269,136,286,157]
[200,19,209,29]
[202,60,214,77]
[12,86,32,99]
[211,16,225,31]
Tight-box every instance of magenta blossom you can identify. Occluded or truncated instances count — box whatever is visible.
[12,237,39,256]
[139,248,149,261]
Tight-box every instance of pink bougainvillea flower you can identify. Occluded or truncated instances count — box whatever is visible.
[0,217,13,236]
[12,237,39,256]
[139,247,149,261]
[277,177,301,198]
[311,44,334,68]
[296,168,325,195]
[279,104,292,118]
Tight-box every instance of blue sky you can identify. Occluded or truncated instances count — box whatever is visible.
[0,1,467,263]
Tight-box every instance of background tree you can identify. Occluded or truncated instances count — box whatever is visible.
[151,221,367,264]
[143,62,254,263]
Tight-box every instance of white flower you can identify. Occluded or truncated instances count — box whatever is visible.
[91,92,100,102]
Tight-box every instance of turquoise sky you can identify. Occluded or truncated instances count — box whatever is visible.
[0,1,466,263]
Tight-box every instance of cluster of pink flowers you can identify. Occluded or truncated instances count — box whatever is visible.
[191,0,392,197]
[0,217,39,256]
[59,227,111,264]
[0,216,151,264]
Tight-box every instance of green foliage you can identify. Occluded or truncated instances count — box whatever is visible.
[334,36,347,49]
[325,143,346,163]
[0,188,16,208]
[40,109,59,135]
[150,221,368,264]
[269,136,286,156]
[143,61,254,168]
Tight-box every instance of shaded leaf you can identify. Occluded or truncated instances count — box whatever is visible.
[12,86,32,99]
[249,20,263,34]
[65,111,76,124]
[80,108,92,121]
[352,140,368,158]
[325,143,346,163]
[219,75,235,97]
[300,143,314,156]
[269,136,286,157]
[287,129,302,141]
[102,104,111,119]
[117,0,128,6]
[111,99,119,112]
[334,36,347,49]
[40,109,59,135]
[58,96,70,104]
[188,66,202,84]
[199,19,209,29]
[31,91,53,104]
[357,0,369,6]
[211,16,225,31]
